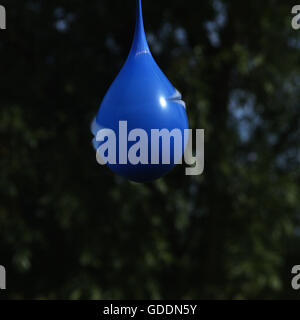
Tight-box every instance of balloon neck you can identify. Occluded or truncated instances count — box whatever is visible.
[129,0,150,56]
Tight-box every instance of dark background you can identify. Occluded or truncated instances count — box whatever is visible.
[1,0,300,299]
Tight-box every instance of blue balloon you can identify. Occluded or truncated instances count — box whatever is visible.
[91,0,189,183]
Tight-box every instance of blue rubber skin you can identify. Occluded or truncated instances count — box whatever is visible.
[92,0,189,183]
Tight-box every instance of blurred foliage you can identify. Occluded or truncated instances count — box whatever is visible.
[1,0,300,299]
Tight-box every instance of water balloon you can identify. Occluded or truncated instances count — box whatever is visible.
[91,0,189,183]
